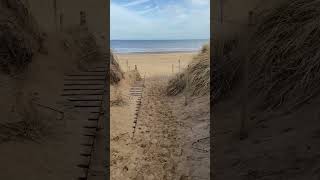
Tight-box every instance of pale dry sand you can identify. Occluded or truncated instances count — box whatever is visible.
[110,52,210,180]
[116,52,196,77]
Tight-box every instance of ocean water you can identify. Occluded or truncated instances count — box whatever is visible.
[110,39,209,53]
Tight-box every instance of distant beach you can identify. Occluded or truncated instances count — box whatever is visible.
[111,39,209,54]
[115,52,196,77]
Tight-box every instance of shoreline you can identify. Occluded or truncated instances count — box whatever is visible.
[114,51,198,55]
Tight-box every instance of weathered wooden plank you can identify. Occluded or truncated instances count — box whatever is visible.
[64,83,104,86]
[68,98,102,102]
[64,79,105,81]
[64,88,103,91]
[65,74,105,77]
[62,93,104,96]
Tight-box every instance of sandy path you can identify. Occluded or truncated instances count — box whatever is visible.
[168,95,210,179]
[111,77,210,180]
[111,78,185,179]
[132,79,185,179]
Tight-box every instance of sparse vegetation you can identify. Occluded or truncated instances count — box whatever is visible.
[249,0,320,110]
[0,0,41,74]
[111,86,126,106]
[167,44,210,96]
[211,0,320,111]
[166,73,186,96]
[110,51,124,84]
[212,37,241,102]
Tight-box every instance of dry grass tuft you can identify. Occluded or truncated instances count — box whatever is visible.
[167,44,210,96]
[212,37,242,102]
[187,45,210,96]
[210,0,320,111]
[0,0,41,74]
[248,0,320,110]
[167,73,186,96]
[110,87,126,106]
[110,51,123,84]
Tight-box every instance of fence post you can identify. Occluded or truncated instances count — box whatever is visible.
[178,58,181,73]
[80,11,87,26]
[53,0,58,32]
[143,73,146,87]
[240,11,254,140]
[172,64,174,74]
[216,0,224,59]
[184,65,190,106]
[126,59,128,72]
[60,13,64,31]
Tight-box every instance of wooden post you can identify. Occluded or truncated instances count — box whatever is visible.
[178,58,181,73]
[126,59,129,72]
[240,11,254,140]
[53,0,58,32]
[172,64,174,74]
[143,72,146,87]
[60,13,64,31]
[185,65,190,106]
[218,0,223,23]
[216,0,224,59]
[80,11,86,26]
[25,0,30,9]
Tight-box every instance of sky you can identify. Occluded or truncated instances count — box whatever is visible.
[111,0,210,40]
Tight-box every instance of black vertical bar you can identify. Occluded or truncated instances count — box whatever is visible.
[210,0,214,179]
[105,0,110,179]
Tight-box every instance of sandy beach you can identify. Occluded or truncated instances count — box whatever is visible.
[110,51,210,179]
[116,52,196,77]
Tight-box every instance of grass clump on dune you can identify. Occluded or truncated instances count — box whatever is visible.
[167,73,186,96]
[0,0,41,74]
[110,51,123,85]
[210,0,320,111]
[248,0,320,110]
[167,44,210,96]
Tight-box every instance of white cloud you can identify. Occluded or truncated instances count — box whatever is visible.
[123,0,151,7]
[111,1,209,40]
[111,3,153,39]
[190,0,209,6]
[157,4,188,19]
[138,6,159,14]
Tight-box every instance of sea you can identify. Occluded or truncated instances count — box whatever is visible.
[110,39,209,54]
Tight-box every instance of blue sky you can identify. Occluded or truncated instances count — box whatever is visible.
[111,0,210,40]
